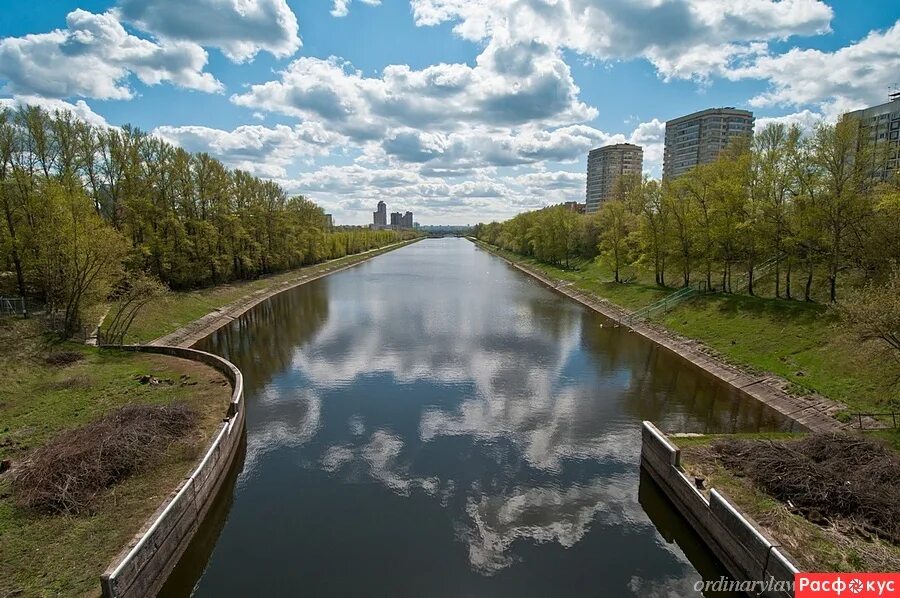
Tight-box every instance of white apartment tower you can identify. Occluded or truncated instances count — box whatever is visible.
[585,143,643,213]
[846,92,900,179]
[663,108,754,179]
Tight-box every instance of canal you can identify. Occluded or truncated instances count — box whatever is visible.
[173,238,793,596]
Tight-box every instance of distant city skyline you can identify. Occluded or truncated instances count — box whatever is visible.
[373,201,414,229]
[1,1,898,224]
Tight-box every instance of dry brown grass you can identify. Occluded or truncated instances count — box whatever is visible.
[12,403,198,515]
[43,351,85,366]
[681,440,900,572]
[712,434,900,545]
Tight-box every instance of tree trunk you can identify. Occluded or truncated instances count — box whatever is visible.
[775,262,781,298]
[805,264,813,302]
[785,262,792,300]
[11,250,25,298]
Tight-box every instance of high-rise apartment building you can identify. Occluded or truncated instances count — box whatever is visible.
[390,212,402,227]
[585,143,643,213]
[846,93,900,179]
[402,211,413,228]
[663,108,754,179]
[373,201,387,227]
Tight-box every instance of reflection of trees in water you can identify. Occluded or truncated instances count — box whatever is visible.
[196,280,330,394]
[578,317,793,433]
[519,288,582,341]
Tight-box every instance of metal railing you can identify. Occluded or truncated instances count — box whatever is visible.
[850,412,899,430]
[730,254,782,294]
[627,281,709,323]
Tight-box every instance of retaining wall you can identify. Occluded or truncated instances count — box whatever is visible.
[641,421,798,598]
[99,345,245,598]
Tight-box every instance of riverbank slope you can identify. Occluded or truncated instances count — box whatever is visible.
[118,237,422,347]
[469,239,898,433]
[0,319,231,597]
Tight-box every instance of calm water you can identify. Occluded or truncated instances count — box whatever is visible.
[177,238,793,596]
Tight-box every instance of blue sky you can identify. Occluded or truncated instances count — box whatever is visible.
[1,1,898,224]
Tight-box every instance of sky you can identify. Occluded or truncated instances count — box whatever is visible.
[1,1,898,225]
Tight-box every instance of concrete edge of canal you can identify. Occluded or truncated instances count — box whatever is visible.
[640,422,798,598]
[152,237,423,349]
[468,238,847,435]
[98,345,246,598]
[96,239,420,597]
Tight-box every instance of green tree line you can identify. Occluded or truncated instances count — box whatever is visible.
[475,117,900,303]
[0,105,414,336]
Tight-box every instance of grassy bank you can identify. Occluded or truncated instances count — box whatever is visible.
[0,318,231,597]
[118,238,420,344]
[676,433,900,573]
[474,240,898,417]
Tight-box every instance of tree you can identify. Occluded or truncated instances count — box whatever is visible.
[754,123,801,297]
[633,177,670,286]
[666,180,697,287]
[811,117,879,302]
[834,264,900,381]
[0,104,411,302]
[597,199,636,283]
[103,272,168,345]
[34,182,129,338]
[0,108,27,297]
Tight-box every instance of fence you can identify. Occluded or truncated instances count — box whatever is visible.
[0,296,26,317]
[850,412,899,430]
[627,280,712,323]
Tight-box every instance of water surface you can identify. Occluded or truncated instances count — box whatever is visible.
[185,238,792,596]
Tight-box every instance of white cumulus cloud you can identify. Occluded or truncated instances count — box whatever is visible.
[0,96,110,128]
[726,20,900,118]
[116,0,302,63]
[153,122,342,177]
[231,37,597,140]
[410,0,833,81]
[331,0,382,18]
[0,9,221,100]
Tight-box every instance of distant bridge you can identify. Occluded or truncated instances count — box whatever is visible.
[424,232,467,238]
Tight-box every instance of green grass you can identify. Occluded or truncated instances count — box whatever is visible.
[866,429,900,452]
[475,240,899,416]
[669,431,805,449]
[0,318,231,597]
[120,238,420,344]
[479,242,669,310]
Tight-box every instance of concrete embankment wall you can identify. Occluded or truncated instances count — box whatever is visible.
[99,345,245,598]
[641,422,798,598]
[99,239,419,595]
